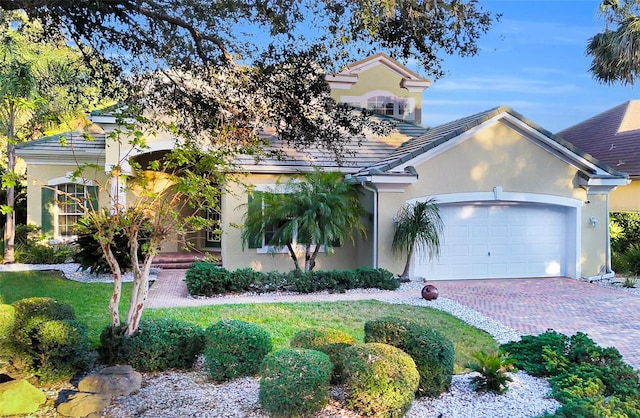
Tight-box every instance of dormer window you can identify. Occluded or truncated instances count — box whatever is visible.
[367,96,395,115]
[342,91,415,121]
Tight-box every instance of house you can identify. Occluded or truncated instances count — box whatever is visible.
[557,101,640,212]
[16,54,629,281]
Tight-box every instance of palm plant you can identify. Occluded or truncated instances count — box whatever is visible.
[391,199,444,282]
[466,351,516,394]
[587,1,640,85]
[242,169,366,272]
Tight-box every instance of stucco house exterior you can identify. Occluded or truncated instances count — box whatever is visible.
[16,54,629,281]
[557,100,640,212]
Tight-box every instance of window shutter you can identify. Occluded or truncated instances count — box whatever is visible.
[41,187,55,236]
[86,185,99,212]
[247,191,263,249]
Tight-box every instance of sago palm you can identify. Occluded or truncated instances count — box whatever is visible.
[391,199,444,282]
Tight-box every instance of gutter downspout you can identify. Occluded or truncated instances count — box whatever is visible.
[361,181,378,269]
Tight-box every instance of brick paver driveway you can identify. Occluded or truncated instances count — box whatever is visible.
[435,278,640,368]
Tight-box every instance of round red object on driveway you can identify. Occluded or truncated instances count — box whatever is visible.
[421,284,439,300]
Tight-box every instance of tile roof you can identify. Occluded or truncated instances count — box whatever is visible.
[557,100,640,178]
[237,114,430,173]
[16,131,106,153]
[359,106,626,178]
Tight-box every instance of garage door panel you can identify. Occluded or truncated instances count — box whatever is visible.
[471,245,488,256]
[491,226,508,238]
[451,245,469,257]
[490,263,508,275]
[414,203,568,280]
[472,225,489,238]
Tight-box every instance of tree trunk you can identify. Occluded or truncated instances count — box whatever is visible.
[286,242,301,271]
[398,245,414,282]
[101,242,123,329]
[306,243,321,272]
[3,107,16,264]
[124,232,156,335]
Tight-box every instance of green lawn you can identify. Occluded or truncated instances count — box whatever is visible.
[1,270,498,372]
[0,270,132,345]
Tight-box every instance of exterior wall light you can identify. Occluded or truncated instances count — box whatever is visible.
[589,216,598,227]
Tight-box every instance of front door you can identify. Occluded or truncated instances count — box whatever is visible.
[205,207,221,248]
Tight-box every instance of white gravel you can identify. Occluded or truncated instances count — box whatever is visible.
[0,262,159,282]
[101,366,559,418]
[3,263,559,417]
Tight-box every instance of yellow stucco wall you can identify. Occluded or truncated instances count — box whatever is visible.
[580,194,609,276]
[373,122,608,278]
[610,180,640,211]
[25,164,109,236]
[330,64,424,124]
[103,124,179,169]
[221,174,362,272]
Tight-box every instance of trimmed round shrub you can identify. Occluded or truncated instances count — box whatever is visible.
[342,343,419,417]
[354,267,400,290]
[259,348,333,417]
[0,304,15,349]
[204,319,272,381]
[6,298,89,382]
[185,262,231,296]
[290,327,356,383]
[290,327,356,349]
[229,268,263,292]
[98,318,205,371]
[364,316,413,346]
[33,319,90,382]
[365,317,454,397]
[11,297,76,350]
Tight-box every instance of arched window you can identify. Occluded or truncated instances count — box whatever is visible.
[340,92,416,120]
[367,96,395,115]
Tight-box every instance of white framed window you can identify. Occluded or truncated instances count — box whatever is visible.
[56,183,87,237]
[341,91,415,120]
[247,185,335,254]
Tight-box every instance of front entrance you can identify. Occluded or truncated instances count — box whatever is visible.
[205,207,221,248]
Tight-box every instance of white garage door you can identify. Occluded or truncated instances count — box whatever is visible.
[413,204,568,280]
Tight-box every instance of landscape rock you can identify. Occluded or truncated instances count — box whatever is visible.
[57,392,112,417]
[78,365,142,397]
[0,379,46,416]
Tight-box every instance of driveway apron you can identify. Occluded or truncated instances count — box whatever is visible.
[435,278,640,369]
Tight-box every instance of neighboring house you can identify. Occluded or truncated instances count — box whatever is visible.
[557,100,640,212]
[16,54,629,281]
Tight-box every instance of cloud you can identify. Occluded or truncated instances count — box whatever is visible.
[493,18,598,47]
[431,75,580,95]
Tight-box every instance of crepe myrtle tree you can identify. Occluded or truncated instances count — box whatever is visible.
[66,113,230,336]
[391,199,444,282]
[588,0,640,85]
[241,170,366,272]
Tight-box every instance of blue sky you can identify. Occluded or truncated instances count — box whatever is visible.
[417,0,638,132]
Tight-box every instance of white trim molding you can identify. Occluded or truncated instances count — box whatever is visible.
[47,174,95,187]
